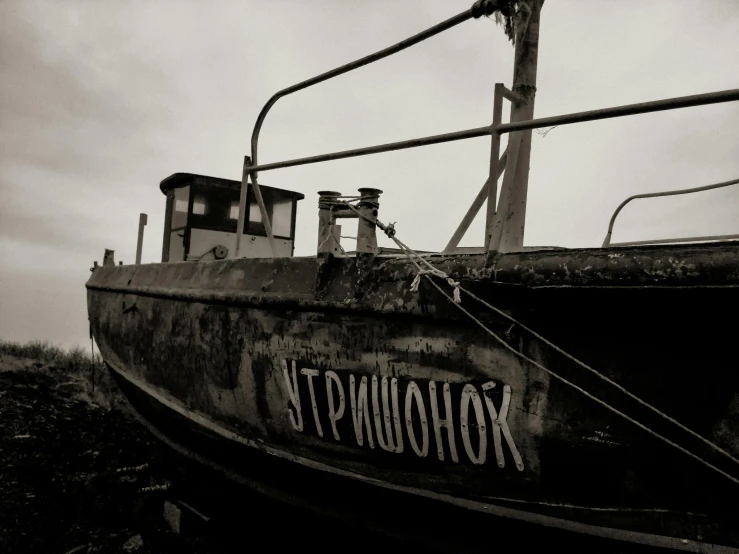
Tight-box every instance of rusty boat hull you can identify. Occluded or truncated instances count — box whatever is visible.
[87,243,739,552]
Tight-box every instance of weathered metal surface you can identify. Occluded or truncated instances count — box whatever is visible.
[87,241,739,550]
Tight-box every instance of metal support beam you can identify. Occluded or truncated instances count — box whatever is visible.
[484,84,505,248]
[487,131,523,252]
[234,158,249,258]
[250,173,277,257]
[235,156,277,259]
[443,148,507,253]
[500,86,523,104]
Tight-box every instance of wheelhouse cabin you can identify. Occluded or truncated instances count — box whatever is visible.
[160,173,304,262]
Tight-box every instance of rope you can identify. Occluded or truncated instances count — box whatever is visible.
[458,286,739,470]
[337,200,739,485]
[422,273,739,486]
[410,269,461,304]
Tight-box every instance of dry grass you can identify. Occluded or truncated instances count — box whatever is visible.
[0,339,124,410]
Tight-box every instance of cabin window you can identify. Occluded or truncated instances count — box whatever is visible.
[228,201,267,228]
[245,189,294,239]
[249,203,262,223]
[189,185,236,231]
[183,183,295,239]
[171,185,190,229]
[272,199,293,237]
[192,195,207,215]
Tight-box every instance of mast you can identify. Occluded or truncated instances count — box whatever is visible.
[490,0,544,253]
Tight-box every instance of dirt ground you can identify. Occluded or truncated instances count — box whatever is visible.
[0,353,220,554]
[0,349,668,554]
[0,351,419,554]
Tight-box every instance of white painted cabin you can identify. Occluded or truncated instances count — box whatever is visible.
[160,173,304,262]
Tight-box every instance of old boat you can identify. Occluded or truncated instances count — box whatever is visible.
[87,1,739,551]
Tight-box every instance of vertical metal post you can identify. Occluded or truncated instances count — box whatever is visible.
[356,188,382,256]
[161,192,173,263]
[235,157,250,259]
[484,84,504,248]
[135,213,147,265]
[490,0,544,254]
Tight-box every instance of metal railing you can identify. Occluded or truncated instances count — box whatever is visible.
[233,0,739,258]
[234,0,497,257]
[244,88,739,175]
[603,177,739,247]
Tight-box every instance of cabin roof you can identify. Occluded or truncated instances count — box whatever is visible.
[159,172,305,200]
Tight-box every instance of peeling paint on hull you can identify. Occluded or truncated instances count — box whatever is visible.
[87,244,739,551]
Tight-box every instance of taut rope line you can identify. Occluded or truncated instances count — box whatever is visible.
[337,200,739,485]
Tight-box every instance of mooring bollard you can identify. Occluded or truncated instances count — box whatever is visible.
[317,191,342,256]
[355,188,382,257]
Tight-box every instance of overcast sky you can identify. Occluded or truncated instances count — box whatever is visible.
[1,0,738,350]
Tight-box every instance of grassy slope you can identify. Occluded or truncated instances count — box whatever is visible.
[0,339,121,410]
[0,340,217,554]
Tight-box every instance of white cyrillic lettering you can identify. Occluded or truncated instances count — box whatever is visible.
[350,375,374,448]
[301,368,323,438]
[404,380,428,458]
[281,360,303,432]
[428,381,459,463]
[390,377,404,454]
[482,381,523,471]
[460,384,487,465]
[325,370,345,441]
[372,376,403,453]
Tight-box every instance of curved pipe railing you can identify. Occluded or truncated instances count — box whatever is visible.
[602,177,739,247]
[233,0,739,258]
[248,3,497,174]
[236,0,498,257]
